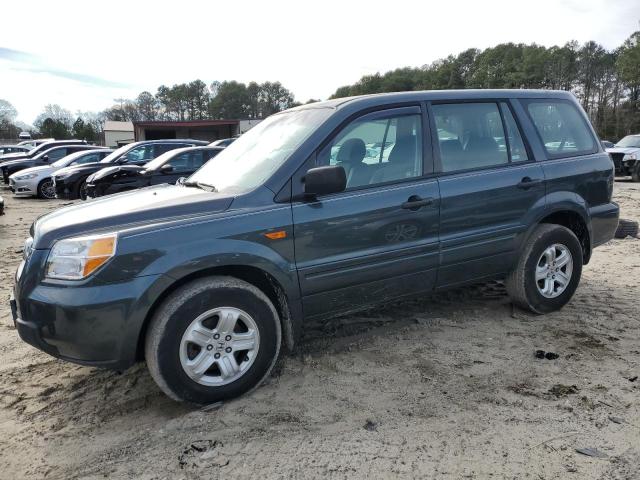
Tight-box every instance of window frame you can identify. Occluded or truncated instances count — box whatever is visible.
[521,98,598,160]
[292,104,434,199]
[427,99,535,176]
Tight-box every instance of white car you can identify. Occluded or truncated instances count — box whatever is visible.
[9,148,113,199]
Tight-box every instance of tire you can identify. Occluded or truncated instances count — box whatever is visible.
[631,163,640,183]
[78,180,88,201]
[506,224,583,314]
[37,178,56,199]
[145,276,281,405]
[615,218,639,239]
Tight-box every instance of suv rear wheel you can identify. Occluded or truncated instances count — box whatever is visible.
[506,224,583,314]
[145,276,281,405]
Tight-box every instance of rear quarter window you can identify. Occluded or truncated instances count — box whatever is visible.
[524,99,596,158]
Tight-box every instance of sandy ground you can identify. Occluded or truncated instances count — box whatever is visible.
[0,184,639,480]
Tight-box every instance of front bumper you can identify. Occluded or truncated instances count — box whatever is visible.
[13,251,172,369]
[9,178,37,197]
[53,176,74,199]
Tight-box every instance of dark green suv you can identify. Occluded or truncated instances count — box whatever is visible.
[12,90,619,405]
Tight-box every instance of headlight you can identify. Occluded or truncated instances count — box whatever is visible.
[623,154,637,161]
[15,173,38,180]
[46,233,117,280]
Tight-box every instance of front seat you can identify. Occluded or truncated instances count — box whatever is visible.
[335,138,370,187]
[368,137,417,184]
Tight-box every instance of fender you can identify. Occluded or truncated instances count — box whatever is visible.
[111,203,302,362]
[518,190,592,265]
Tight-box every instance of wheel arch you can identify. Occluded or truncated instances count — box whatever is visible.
[529,208,591,264]
[135,264,299,362]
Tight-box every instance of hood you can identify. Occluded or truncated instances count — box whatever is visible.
[0,157,32,168]
[0,152,29,162]
[606,147,640,155]
[32,183,234,248]
[9,165,51,178]
[54,161,105,178]
[90,164,144,182]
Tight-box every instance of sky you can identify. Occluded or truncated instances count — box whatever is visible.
[1,0,639,124]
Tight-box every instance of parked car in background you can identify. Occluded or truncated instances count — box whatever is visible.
[209,138,236,147]
[86,146,223,198]
[606,134,640,181]
[53,139,209,200]
[12,90,619,405]
[0,145,31,156]
[18,138,55,149]
[1,144,100,184]
[9,149,114,199]
[0,139,83,163]
[18,131,31,140]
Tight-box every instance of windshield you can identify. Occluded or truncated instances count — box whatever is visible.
[188,108,333,193]
[616,136,640,148]
[99,143,138,163]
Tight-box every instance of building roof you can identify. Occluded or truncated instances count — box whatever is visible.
[133,120,239,128]
[104,121,134,132]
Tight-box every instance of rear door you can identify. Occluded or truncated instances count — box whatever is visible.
[292,105,441,319]
[431,100,545,287]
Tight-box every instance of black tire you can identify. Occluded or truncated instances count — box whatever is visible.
[145,276,281,405]
[615,218,639,239]
[78,180,88,201]
[631,163,640,182]
[506,224,583,314]
[37,178,56,199]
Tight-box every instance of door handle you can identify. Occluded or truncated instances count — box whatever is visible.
[401,195,434,211]
[517,177,543,189]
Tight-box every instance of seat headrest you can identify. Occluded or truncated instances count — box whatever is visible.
[337,138,366,165]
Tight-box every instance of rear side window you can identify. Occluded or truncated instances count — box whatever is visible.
[501,103,529,163]
[433,102,508,172]
[524,100,596,157]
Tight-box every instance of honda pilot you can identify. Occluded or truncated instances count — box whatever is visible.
[12,90,619,405]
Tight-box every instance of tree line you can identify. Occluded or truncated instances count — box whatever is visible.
[2,31,639,143]
[331,32,640,141]
[103,80,299,122]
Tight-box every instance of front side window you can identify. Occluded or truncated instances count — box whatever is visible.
[433,103,508,172]
[317,111,423,189]
[525,100,596,157]
[167,151,205,172]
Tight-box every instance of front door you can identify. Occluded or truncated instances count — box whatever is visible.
[292,106,441,320]
[430,100,546,287]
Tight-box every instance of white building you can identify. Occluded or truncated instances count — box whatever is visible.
[104,121,134,148]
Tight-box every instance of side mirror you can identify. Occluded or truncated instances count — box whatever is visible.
[303,165,346,198]
[42,155,49,162]
[161,164,174,173]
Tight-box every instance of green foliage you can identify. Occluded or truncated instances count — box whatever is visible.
[330,34,640,139]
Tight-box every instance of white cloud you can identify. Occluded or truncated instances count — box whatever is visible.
[0,0,638,123]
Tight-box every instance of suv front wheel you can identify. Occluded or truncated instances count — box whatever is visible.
[506,224,583,314]
[145,276,281,405]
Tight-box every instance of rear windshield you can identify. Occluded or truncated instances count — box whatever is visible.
[524,99,596,158]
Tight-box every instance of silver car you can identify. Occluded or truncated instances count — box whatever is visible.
[10,148,114,198]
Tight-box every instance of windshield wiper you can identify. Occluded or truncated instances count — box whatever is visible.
[182,180,217,192]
